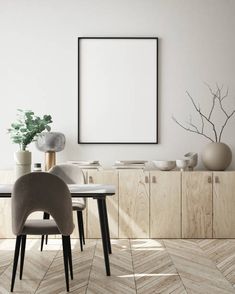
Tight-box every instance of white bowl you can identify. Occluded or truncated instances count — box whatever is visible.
[176,159,190,171]
[153,160,176,171]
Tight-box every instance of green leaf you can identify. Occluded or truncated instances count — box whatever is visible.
[8,109,53,148]
[25,113,33,119]
[11,123,21,129]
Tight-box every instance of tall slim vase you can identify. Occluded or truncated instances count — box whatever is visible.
[14,150,32,179]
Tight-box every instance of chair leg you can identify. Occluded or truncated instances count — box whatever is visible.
[81,211,85,245]
[62,236,70,292]
[11,235,22,292]
[67,236,73,280]
[76,211,83,252]
[41,212,50,251]
[19,235,27,280]
[40,235,45,252]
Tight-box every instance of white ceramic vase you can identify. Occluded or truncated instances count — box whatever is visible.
[14,150,32,179]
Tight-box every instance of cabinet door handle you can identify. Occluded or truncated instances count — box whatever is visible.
[152,176,157,183]
[145,176,149,183]
[215,176,220,183]
[208,176,212,183]
[89,176,93,183]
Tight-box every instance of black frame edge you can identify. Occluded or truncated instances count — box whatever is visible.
[78,37,159,144]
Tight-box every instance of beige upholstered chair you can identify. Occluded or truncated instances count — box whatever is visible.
[11,172,74,292]
[41,164,86,252]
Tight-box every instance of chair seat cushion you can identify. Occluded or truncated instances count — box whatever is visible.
[72,199,86,210]
[22,219,60,235]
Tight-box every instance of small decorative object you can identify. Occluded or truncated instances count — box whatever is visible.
[153,160,176,171]
[68,160,101,170]
[33,163,42,172]
[36,132,66,171]
[8,109,52,179]
[176,159,190,171]
[172,84,235,170]
[184,152,198,171]
[113,160,147,169]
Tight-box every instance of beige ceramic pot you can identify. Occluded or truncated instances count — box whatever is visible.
[14,150,31,179]
[201,142,232,171]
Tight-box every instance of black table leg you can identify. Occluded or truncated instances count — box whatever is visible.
[97,198,110,276]
[102,199,112,254]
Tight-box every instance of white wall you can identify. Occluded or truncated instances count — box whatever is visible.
[0,0,235,169]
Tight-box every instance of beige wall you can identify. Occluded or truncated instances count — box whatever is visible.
[0,0,235,169]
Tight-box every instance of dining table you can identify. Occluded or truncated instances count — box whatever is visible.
[0,183,115,276]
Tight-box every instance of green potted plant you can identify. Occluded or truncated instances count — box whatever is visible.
[8,109,52,178]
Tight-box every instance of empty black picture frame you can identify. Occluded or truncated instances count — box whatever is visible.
[78,37,158,144]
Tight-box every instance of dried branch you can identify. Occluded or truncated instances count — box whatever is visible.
[216,83,229,101]
[204,83,218,120]
[186,91,218,142]
[218,110,235,142]
[200,113,204,133]
[208,84,234,141]
[221,88,229,101]
[189,116,200,133]
[172,116,214,142]
[217,88,229,118]
[172,83,235,143]
[206,83,229,117]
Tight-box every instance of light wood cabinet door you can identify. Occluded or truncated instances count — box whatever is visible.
[87,170,119,238]
[213,172,235,238]
[119,170,149,238]
[150,171,181,238]
[182,172,212,238]
[0,171,14,238]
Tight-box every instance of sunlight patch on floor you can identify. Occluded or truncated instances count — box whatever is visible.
[131,239,164,248]
[118,273,178,278]
[131,247,165,251]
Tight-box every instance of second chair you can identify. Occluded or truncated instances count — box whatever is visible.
[41,164,86,252]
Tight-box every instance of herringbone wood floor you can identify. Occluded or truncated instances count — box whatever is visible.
[0,239,235,293]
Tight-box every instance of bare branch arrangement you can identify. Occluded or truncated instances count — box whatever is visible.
[172,84,235,142]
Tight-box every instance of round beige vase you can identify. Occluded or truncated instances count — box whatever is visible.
[14,150,32,179]
[201,142,232,171]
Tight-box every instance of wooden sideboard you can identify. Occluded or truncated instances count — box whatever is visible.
[87,170,235,239]
[1,169,235,238]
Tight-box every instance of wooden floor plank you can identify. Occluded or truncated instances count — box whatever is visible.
[130,239,186,294]
[0,238,235,293]
[164,239,235,294]
[36,239,96,294]
[87,239,136,294]
[198,239,235,288]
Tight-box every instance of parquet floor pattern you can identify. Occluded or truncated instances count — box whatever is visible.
[0,239,235,293]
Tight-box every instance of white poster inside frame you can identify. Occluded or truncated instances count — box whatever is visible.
[78,37,158,143]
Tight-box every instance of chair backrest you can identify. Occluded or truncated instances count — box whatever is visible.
[11,172,74,236]
[49,164,85,184]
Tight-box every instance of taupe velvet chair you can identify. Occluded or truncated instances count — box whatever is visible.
[11,172,74,292]
[41,164,86,252]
